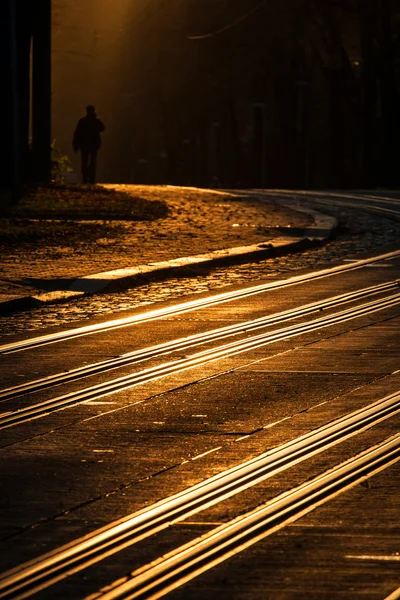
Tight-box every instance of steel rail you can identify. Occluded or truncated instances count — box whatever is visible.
[311,192,400,205]
[324,193,400,207]
[303,198,400,219]
[0,391,399,600]
[92,434,400,600]
[0,292,399,431]
[1,250,400,355]
[259,189,400,205]
[2,279,398,402]
[259,190,400,218]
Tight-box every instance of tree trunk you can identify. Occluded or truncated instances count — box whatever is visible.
[32,0,52,183]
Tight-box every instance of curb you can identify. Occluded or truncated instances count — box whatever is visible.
[67,236,312,294]
[0,202,339,316]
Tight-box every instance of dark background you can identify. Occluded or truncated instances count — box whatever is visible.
[3,0,400,199]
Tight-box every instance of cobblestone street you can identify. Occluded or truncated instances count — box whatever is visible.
[1,197,400,335]
[1,189,400,600]
[3,2,400,596]
[0,185,311,283]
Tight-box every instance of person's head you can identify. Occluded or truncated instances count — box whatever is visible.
[86,105,97,117]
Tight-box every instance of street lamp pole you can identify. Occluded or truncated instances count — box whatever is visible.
[253,102,266,188]
[9,0,21,204]
[32,0,52,183]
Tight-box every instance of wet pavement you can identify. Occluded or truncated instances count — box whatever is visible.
[0,242,399,600]
[1,188,400,599]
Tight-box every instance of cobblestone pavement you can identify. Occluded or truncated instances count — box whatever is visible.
[0,185,311,284]
[1,200,400,337]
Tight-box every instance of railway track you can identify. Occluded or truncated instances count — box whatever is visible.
[1,286,399,431]
[257,189,400,221]
[1,249,399,356]
[1,207,399,598]
[92,433,400,600]
[1,278,398,402]
[0,390,398,599]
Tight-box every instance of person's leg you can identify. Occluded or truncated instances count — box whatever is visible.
[88,150,98,184]
[81,150,89,183]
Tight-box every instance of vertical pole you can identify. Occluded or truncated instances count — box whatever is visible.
[296,80,309,188]
[9,0,21,204]
[32,0,51,183]
[253,103,266,188]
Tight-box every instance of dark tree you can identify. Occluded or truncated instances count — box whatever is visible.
[0,0,51,209]
[109,0,400,189]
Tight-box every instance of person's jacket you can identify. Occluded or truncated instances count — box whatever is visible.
[73,115,105,151]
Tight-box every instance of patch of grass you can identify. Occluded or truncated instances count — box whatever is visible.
[6,184,169,221]
[0,184,169,248]
[0,219,127,247]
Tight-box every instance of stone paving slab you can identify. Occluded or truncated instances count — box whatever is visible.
[0,185,337,314]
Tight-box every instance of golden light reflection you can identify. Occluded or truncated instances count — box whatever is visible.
[52,0,137,181]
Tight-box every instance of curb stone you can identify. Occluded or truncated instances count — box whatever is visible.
[0,202,338,316]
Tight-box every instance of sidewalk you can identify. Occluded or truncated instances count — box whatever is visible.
[0,185,338,314]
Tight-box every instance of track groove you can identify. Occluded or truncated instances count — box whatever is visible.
[1,250,399,355]
[1,279,398,401]
[1,292,399,430]
[0,391,398,599]
[91,434,400,600]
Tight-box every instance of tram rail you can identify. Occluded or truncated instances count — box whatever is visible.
[92,433,400,600]
[1,289,399,431]
[1,279,398,402]
[1,196,400,598]
[0,390,399,599]
[258,189,400,221]
[1,250,399,356]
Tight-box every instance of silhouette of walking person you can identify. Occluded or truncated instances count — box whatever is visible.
[73,105,105,184]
